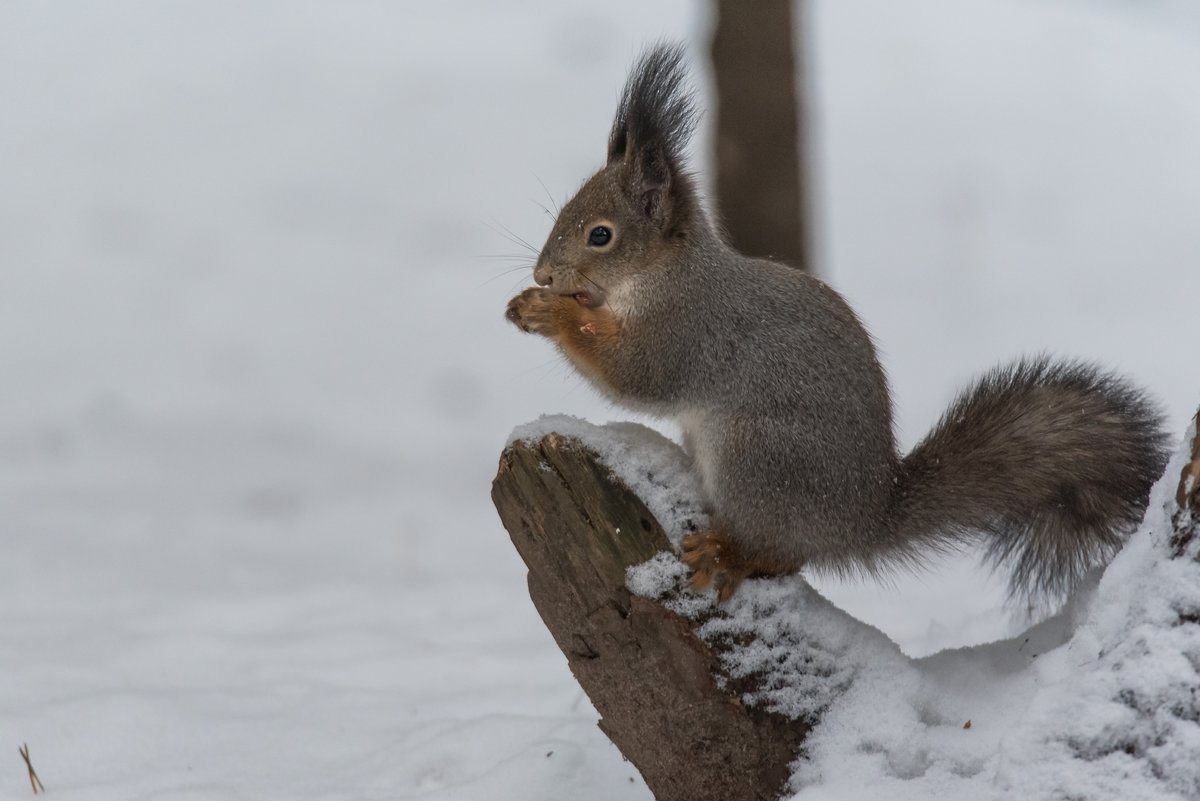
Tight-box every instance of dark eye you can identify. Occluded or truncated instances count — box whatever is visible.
[587,226,612,247]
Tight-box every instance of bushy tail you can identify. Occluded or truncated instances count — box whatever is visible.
[892,357,1169,607]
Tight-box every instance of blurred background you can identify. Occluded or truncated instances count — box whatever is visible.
[1,1,1198,798]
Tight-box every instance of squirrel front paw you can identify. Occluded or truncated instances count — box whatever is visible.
[505,287,565,337]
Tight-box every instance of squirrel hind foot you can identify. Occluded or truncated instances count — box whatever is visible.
[681,531,754,602]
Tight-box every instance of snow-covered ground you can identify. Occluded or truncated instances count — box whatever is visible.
[1,1,1197,798]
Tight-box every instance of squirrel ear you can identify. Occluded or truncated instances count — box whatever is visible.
[607,44,698,232]
[630,142,672,224]
[607,127,628,165]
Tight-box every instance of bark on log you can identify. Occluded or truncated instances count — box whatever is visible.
[491,433,808,801]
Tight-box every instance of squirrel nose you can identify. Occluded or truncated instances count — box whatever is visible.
[533,263,553,286]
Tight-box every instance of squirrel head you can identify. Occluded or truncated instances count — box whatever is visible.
[534,44,700,308]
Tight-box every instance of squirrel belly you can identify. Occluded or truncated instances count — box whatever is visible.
[506,43,1170,606]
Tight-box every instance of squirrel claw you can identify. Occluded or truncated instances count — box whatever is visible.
[681,531,751,602]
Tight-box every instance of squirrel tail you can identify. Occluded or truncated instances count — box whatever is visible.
[891,356,1169,607]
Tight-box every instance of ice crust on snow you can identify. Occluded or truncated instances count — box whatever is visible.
[527,416,1200,800]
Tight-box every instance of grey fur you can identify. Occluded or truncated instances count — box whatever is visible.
[895,358,1168,604]
[516,43,1169,607]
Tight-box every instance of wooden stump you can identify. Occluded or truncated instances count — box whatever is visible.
[491,433,808,801]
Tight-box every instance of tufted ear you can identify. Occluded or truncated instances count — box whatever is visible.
[607,44,699,233]
[628,141,672,223]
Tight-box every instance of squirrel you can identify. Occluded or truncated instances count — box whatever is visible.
[505,43,1169,606]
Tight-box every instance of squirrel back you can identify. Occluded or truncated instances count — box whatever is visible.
[505,43,1169,606]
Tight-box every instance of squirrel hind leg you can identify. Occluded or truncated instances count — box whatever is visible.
[681,530,795,602]
[681,531,750,601]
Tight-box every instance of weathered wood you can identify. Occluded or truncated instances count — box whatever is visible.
[492,433,807,801]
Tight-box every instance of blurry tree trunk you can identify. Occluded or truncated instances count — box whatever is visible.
[711,0,810,272]
[491,433,809,801]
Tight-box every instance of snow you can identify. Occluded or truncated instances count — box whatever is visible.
[2,0,1199,799]
[794,425,1200,801]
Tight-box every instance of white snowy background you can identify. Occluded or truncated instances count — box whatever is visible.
[1,1,1198,798]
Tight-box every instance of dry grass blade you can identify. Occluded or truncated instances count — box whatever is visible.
[18,744,45,794]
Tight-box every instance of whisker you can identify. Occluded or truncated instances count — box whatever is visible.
[474,265,535,290]
[490,265,535,277]
[506,275,533,295]
[531,172,561,215]
[581,273,608,295]
[491,220,540,254]
[485,220,538,255]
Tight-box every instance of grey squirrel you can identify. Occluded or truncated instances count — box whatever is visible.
[505,43,1169,605]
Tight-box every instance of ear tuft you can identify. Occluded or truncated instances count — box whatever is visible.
[606,43,698,169]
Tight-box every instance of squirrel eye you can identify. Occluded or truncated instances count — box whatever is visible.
[587,226,613,248]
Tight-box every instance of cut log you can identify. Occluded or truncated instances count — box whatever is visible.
[491,433,808,801]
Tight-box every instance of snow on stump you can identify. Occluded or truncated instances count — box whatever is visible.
[492,413,1200,801]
